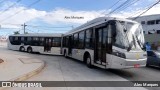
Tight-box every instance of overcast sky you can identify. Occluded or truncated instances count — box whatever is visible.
[0,0,160,36]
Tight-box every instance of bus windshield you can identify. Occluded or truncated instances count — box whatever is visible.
[115,21,145,51]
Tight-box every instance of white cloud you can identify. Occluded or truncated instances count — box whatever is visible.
[0,5,107,29]
[0,7,46,24]
[140,5,160,15]
[1,0,160,30]
[104,2,160,19]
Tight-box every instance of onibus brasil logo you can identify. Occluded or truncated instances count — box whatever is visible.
[2,82,42,87]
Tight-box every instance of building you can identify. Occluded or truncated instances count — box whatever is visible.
[133,14,160,34]
[132,14,160,50]
[0,36,7,42]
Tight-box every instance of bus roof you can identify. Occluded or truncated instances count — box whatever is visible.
[9,33,62,37]
[65,17,138,35]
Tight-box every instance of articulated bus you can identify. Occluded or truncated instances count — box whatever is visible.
[8,33,62,55]
[62,17,147,69]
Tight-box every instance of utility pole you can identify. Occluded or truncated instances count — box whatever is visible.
[21,23,27,34]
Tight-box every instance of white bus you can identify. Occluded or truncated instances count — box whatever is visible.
[62,17,147,69]
[8,33,62,55]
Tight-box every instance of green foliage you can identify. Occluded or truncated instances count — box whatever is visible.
[13,31,20,35]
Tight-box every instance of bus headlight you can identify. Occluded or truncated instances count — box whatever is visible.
[112,50,126,59]
[120,53,126,59]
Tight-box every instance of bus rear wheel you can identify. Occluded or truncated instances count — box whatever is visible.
[27,47,32,53]
[86,55,93,68]
[19,46,25,52]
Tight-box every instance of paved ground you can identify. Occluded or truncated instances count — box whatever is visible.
[109,66,160,81]
[0,43,44,82]
[0,43,159,90]
[0,42,6,46]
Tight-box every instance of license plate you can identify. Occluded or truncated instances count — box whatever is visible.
[134,64,140,68]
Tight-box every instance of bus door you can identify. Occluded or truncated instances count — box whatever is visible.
[94,26,111,65]
[44,37,52,52]
[68,36,72,55]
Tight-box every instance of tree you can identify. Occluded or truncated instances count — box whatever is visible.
[25,32,28,34]
[14,31,20,35]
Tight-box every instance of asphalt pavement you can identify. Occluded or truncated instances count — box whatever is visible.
[0,43,159,90]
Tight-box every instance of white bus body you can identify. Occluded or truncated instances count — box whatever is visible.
[62,17,147,69]
[8,33,62,55]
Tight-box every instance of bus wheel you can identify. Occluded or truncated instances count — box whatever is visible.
[27,47,32,53]
[19,46,25,52]
[86,55,93,68]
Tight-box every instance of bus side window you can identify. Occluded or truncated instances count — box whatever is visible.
[27,37,32,45]
[66,36,69,47]
[40,37,44,46]
[63,37,66,47]
[78,31,85,49]
[52,37,61,47]
[85,29,93,49]
[73,33,78,48]
[111,24,117,43]
[107,25,112,44]
[21,37,24,44]
[14,37,21,45]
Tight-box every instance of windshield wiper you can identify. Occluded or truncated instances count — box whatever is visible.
[127,41,133,52]
[127,35,136,52]
[135,36,145,51]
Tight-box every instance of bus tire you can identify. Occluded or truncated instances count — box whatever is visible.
[19,46,25,52]
[27,47,32,53]
[86,55,93,68]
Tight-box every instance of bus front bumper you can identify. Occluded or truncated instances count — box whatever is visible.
[109,56,147,69]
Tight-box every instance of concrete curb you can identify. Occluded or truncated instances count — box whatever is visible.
[0,60,45,90]
[11,61,45,81]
